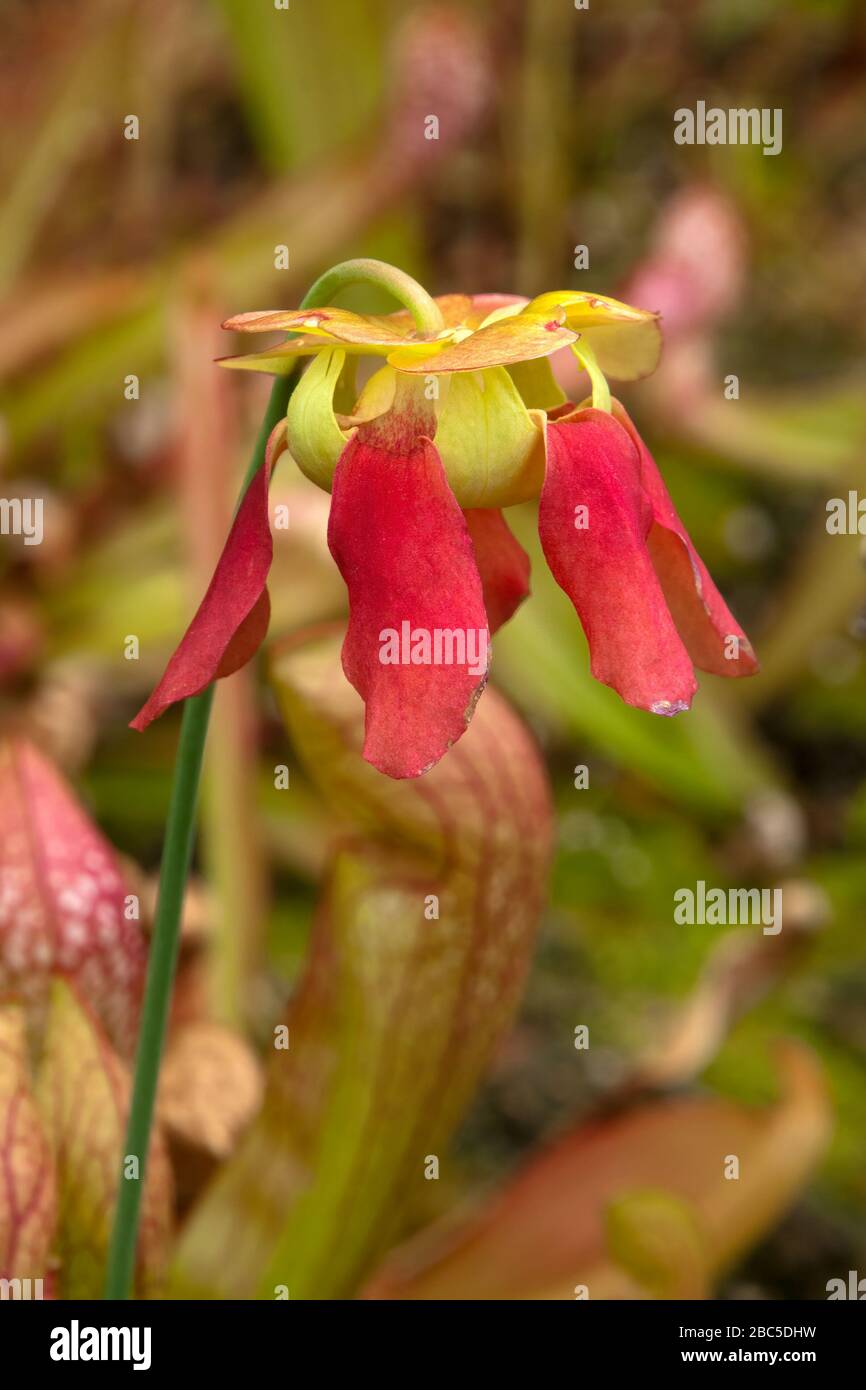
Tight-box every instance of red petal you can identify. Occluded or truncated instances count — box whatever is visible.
[131,424,285,730]
[328,416,489,778]
[215,589,272,679]
[613,402,758,677]
[463,509,530,633]
[540,410,697,714]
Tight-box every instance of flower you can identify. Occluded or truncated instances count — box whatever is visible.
[131,276,757,778]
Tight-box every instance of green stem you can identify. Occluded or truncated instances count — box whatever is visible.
[103,686,213,1300]
[302,258,444,335]
[103,259,437,1299]
[103,373,290,1300]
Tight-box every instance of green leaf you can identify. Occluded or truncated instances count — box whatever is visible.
[366,1043,830,1299]
[213,0,386,172]
[36,980,173,1298]
[0,1005,57,1286]
[171,627,553,1298]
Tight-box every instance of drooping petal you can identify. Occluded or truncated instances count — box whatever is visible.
[131,419,287,730]
[327,390,490,777]
[464,509,531,632]
[612,401,758,678]
[525,291,662,380]
[539,409,697,714]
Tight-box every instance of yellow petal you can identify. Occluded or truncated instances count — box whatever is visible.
[389,314,577,373]
[525,291,662,379]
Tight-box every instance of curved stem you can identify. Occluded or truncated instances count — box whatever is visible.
[302,258,444,335]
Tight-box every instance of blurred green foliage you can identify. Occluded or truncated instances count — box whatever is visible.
[1,0,865,1298]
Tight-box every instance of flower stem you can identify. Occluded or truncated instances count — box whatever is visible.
[103,258,433,1299]
[103,372,292,1299]
[302,258,444,334]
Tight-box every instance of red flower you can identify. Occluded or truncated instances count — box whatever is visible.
[132,281,757,778]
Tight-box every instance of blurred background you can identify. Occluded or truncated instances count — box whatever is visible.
[2,0,865,1298]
